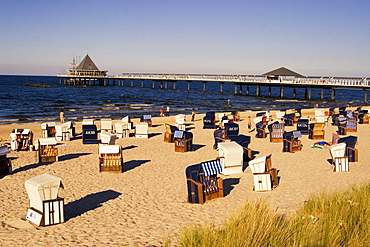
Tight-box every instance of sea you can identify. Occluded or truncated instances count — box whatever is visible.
[0,75,367,125]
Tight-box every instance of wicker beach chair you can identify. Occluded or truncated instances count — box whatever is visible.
[270,124,285,142]
[248,154,278,191]
[329,143,348,172]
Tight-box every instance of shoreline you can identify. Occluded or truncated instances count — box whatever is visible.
[0,106,369,246]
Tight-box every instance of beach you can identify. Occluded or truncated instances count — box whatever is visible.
[0,107,369,246]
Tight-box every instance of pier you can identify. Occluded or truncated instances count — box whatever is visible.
[57,55,370,103]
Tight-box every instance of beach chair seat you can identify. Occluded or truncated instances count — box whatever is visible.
[98,145,123,173]
[41,122,56,138]
[135,122,149,138]
[185,160,223,204]
[121,116,133,129]
[100,131,116,145]
[164,124,178,143]
[218,141,243,175]
[283,131,302,153]
[270,124,285,142]
[338,136,358,162]
[174,131,193,152]
[309,123,325,140]
[249,154,278,191]
[329,143,348,172]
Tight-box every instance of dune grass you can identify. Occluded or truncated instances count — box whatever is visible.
[176,183,370,247]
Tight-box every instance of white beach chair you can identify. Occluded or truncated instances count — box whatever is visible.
[115,121,130,138]
[217,141,243,175]
[175,114,186,131]
[121,116,133,129]
[100,118,113,132]
[100,131,116,145]
[135,122,149,138]
[329,143,348,172]
[275,112,285,123]
[249,155,271,192]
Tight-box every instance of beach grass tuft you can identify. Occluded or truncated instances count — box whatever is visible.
[177,183,370,246]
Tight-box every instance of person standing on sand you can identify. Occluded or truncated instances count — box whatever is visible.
[191,109,195,121]
[159,108,164,117]
[9,130,18,151]
[247,116,252,130]
[60,110,65,123]
[166,106,170,116]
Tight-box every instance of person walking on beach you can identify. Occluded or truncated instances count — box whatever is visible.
[159,108,164,117]
[60,109,65,123]
[166,106,170,116]
[247,116,252,130]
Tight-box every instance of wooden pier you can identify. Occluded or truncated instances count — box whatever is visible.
[57,56,370,103]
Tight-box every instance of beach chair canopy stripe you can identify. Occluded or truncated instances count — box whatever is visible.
[201,160,222,176]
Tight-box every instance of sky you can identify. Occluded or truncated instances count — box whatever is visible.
[0,0,369,77]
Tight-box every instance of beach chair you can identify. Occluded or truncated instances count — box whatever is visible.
[164,124,178,143]
[283,131,302,153]
[115,121,130,138]
[230,135,252,161]
[185,160,224,204]
[100,118,113,132]
[121,116,133,129]
[82,124,98,144]
[203,112,216,129]
[297,119,309,135]
[309,123,325,140]
[41,122,56,138]
[275,111,285,123]
[270,124,285,142]
[330,133,340,145]
[256,121,267,138]
[25,173,65,226]
[346,118,357,132]
[249,154,278,191]
[218,141,243,175]
[231,111,241,121]
[338,136,358,162]
[98,144,123,173]
[224,122,239,139]
[315,109,326,117]
[329,143,348,172]
[283,113,295,126]
[140,115,152,127]
[100,131,116,145]
[17,129,33,151]
[293,109,301,123]
[37,138,58,163]
[337,117,347,135]
[213,128,225,149]
[135,122,149,138]
[0,146,12,176]
[329,108,336,117]
[174,130,193,152]
[339,107,347,116]
[175,114,186,131]
[358,110,369,124]
[315,116,329,127]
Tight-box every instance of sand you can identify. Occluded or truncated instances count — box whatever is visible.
[0,107,369,246]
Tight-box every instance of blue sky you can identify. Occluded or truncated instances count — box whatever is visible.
[0,0,369,77]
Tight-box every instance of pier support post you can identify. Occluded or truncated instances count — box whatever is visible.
[187,81,191,91]
[256,85,260,96]
[173,81,176,90]
[220,82,224,93]
[141,80,144,88]
[164,81,168,90]
[320,88,324,100]
[152,80,155,89]
[364,90,368,103]
[331,88,336,101]
[305,87,312,100]
[268,86,272,97]
[246,85,250,95]
[280,86,284,98]
[203,82,207,92]
[293,87,296,99]
[239,84,242,94]
[131,80,134,87]
[234,84,238,95]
